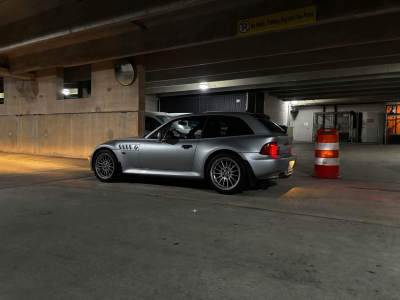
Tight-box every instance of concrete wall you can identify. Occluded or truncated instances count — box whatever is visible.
[293,103,386,142]
[293,106,323,142]
[0,113,138,157]
[0,58,145,158]
[145,94,159,112]
[264,94,289,125]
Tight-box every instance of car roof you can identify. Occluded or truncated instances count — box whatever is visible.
[167,112,271,134]
[146,111,172,116]
[177,111,259,116]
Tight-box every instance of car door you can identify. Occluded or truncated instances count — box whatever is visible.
[139,116,206,171]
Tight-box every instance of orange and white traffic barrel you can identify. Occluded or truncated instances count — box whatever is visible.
[313,128,341,179]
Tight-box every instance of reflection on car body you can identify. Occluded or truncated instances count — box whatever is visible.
[90,112,296,194]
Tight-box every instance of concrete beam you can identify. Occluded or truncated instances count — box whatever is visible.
[280,90,400,100]
[10,9,400,73]
[145,10,400,73]
[146,39,400,82]
[0,0,219,53]
[2,0,269,60]
[293,98,391,106]
[268,78,400,93]
[0,68,34,81]
[146,64,400,95]
[155,73,400,97]
[146,55,400,88]
[271,84,400,98]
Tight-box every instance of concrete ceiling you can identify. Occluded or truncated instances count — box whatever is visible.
[142,8,400,105]
[0,0,226,56]
[3,0,400,105]
[5,0,400,71]
[0,0,75,26]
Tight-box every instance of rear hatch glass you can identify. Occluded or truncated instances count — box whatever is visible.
[253,115,286,133]
[253,115,292,153]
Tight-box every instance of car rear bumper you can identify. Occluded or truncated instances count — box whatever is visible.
[242,152,297,180]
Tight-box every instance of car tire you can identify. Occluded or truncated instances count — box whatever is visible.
[206,153,246,195]
[93,149,119,182]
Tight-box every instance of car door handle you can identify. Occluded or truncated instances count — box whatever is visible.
[182,145,193,149]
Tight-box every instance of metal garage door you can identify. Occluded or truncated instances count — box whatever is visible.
[160,93,248,113]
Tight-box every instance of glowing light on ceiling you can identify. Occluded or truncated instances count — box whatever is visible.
[199,82,209,90]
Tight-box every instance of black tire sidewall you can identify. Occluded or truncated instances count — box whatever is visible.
[206,153,246,195]
[93,149,119,182]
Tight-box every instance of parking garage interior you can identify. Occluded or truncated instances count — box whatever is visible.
[1,1,400,299]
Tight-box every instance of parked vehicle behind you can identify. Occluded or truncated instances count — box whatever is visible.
[90,112,296,194]
[145,112,190,135]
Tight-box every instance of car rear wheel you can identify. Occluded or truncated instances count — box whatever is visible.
[206,153,246,195]
[93,149,119,182]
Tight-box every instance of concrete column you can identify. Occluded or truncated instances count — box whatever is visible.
[133,56,146,137]
[264,93,288,125]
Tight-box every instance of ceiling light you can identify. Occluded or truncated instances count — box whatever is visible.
[291,100,298,105]
[62,89,70,95]
[199,83,209,90]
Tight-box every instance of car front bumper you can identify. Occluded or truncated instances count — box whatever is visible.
[242,152,297,180]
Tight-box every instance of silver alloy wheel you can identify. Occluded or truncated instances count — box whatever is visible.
[95,153,115,179]
[210,158,241,190]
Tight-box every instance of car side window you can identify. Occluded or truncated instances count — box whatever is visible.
[145,116,161,132]
[202,116,254,138]
[166,117,206,140]
[147,117,206,140]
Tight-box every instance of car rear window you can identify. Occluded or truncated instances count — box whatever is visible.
[253,115,285,133]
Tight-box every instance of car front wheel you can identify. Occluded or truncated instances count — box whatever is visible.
[206,153,246,195]
[93,149,119,182]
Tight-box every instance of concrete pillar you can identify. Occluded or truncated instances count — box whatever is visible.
[133,56,146,137]
[264,93,288,125]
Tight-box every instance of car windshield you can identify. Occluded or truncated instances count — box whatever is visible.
[253,115,285,133]
[159,116,172,123]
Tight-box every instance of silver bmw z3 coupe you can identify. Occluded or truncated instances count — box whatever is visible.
[89,112,296,195]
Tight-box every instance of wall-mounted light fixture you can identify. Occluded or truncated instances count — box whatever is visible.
[62,89,70,96]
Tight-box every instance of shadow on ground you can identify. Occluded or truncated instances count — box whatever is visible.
[117,174,283,194]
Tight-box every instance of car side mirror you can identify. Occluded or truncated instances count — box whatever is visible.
[157,132,163,143]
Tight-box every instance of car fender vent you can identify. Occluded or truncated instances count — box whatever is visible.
[118,144,138,150]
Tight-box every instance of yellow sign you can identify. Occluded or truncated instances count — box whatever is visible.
[237,6,316,36]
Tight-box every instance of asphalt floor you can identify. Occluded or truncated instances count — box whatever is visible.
[0,143,399,299]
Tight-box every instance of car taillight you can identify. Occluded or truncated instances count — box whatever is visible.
[260,142,280,155]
